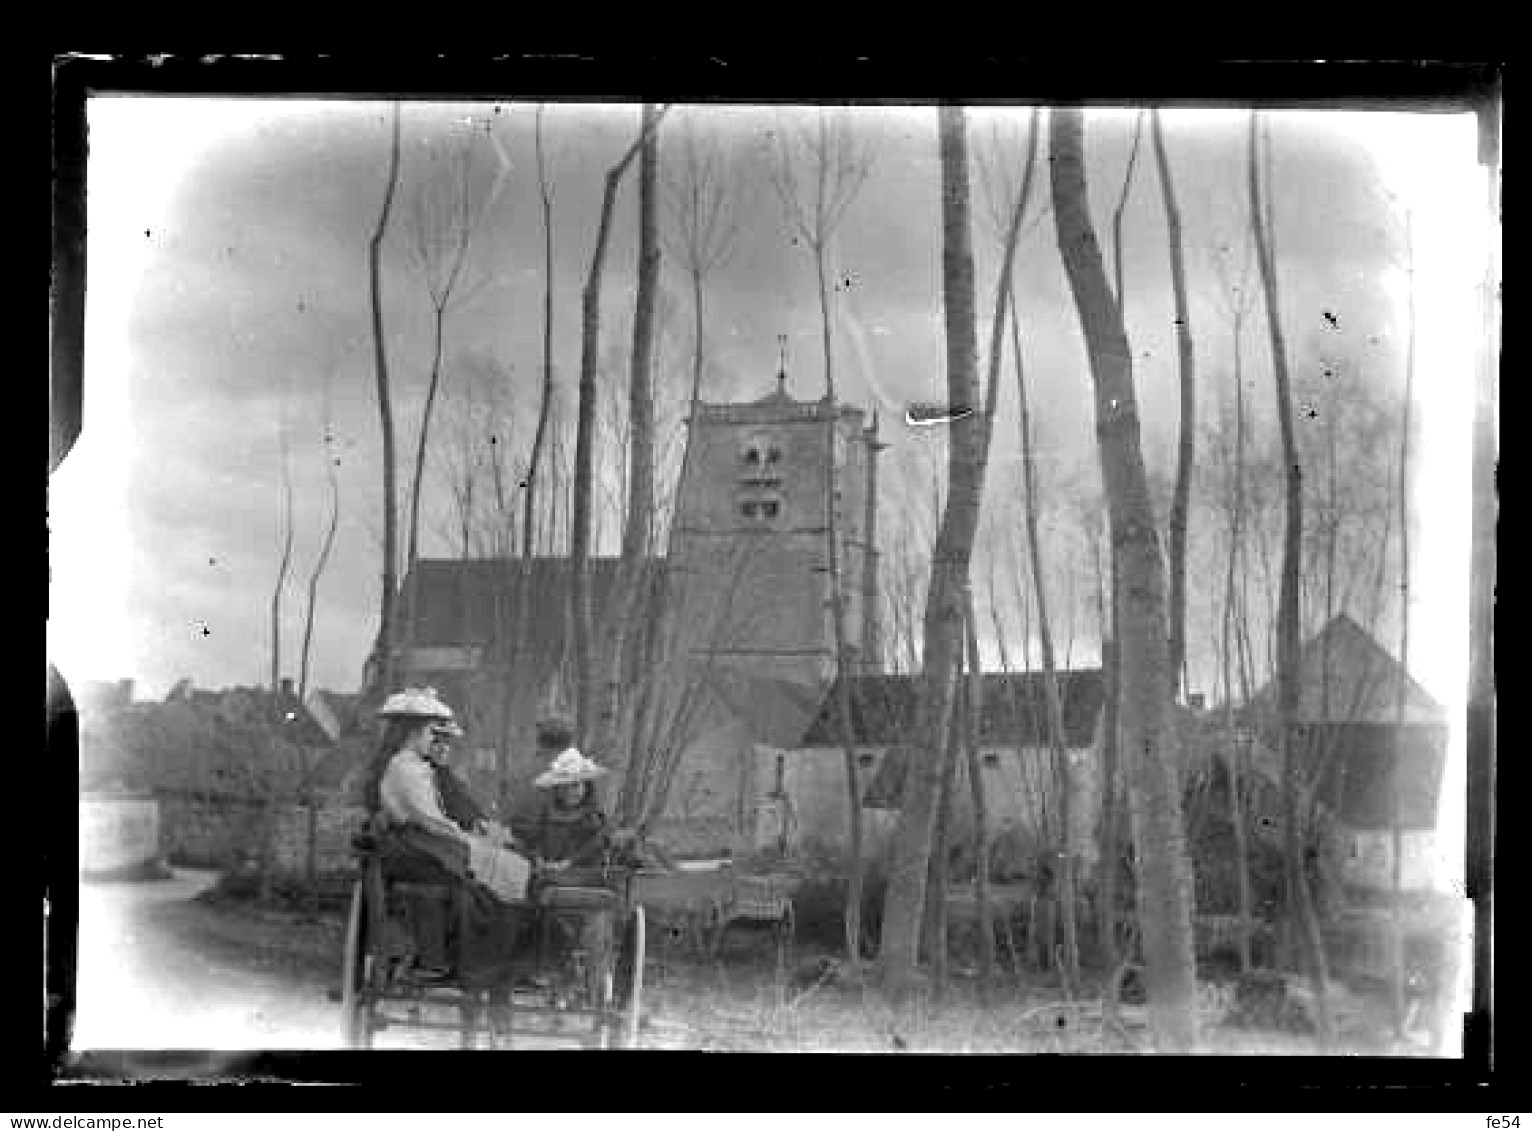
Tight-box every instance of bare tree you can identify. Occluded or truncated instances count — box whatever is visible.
[1050,106,1199,1051]
[978,107,1087,989]
[1248,110,1334,1048]
[664,110,743,410]
[365,101,404,698]
[1151,109,1198,702]
[401,116,506,610]
[879,105,988,994]
[1101,110,1144,998]
[571,106,669,745]
[1110,110,1146,306]
[524,103,559,561]
[1010,286,1083,992]
[299,370,343,704]
[961,590,995,1000]
[591,103,667,775]
[771,105,875,967]
[1212,238,1258,973]
[1389,207,1416,1037]
[290,374,346,893]
[269,404,295,694]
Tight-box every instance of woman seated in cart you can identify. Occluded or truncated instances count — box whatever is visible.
[362,687,533,984]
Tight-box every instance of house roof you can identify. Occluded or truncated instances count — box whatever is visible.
[1250,613,1445,725]
[798,669,1105,748]
[397,556,666,672]
[81,684,341,800]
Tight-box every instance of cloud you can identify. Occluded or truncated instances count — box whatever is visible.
[67,97,1484,702]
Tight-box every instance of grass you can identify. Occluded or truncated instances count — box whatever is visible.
[184,871,1443,1055]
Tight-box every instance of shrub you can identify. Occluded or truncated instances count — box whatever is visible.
[789,841,889,956]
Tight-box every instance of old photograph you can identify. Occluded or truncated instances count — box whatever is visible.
[48,64,1496,1066]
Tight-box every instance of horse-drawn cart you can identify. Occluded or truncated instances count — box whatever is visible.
[340,825,648,1049]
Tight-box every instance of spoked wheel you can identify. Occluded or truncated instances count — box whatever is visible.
[340,879,375,1049]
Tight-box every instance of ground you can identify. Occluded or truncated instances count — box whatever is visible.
[62,867,1453,1058]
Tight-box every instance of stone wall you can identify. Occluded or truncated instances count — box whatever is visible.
[157,794,367,876]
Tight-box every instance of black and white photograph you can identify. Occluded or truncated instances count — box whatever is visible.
[48,61,1497,1069]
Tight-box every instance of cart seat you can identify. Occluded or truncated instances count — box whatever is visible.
[538,884,620,913]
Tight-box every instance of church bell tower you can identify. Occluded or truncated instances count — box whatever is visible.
[665,368,883,693]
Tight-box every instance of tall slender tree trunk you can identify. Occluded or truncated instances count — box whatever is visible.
[1101,112,1139,990]
[1248,110,1334,1048]
[403,294,451,641]
[962,592,994,1002]
[795,109,868,969]
[367,103,403,698]
[1222,309,1255,973]
[270,420,294,694]
[921,683,963,992]
[598,103,663,765]
[879,106,986,994]
[571,113,662,743]
[1099,603,1123,976]
[261,419,295,905]
[1013,276,1081,992]
[524,103,557,566]
[1151,109,1197,702]
[299,409,341,706]
[298,420,340,901]
[1050,106,1199,1052]
[1110,111,1145,307]
[1390,210,1416,1037]
[499,103,560,803]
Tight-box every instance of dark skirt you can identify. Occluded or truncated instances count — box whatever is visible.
[378,823,527,983]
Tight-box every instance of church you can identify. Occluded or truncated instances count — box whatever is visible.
[392,370,890,856]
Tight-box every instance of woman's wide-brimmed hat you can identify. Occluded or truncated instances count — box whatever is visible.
[534,748,609,789]
[378,687,458,727]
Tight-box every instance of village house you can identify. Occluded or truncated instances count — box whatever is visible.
[1244,613,1450,894]
[777,670,1107,869]
[77,677,365,875]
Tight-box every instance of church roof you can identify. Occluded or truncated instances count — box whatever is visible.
[398,556,666,663]
[1249,613,1444,724]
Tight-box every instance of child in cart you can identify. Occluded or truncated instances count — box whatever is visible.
[525,750,642,994]
[528,749,641,880]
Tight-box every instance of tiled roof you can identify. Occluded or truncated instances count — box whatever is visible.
[798,669,1105,748]
[79,684,342,800]
[397,556,666,674]
[1250,613,1444,724]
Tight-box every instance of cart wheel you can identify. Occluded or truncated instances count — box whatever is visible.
[619,904,645,1048]
[340,879,375,1049]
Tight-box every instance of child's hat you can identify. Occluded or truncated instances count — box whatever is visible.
[534,748,609,789]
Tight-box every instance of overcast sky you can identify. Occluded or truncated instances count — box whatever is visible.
[51,97,1489,721]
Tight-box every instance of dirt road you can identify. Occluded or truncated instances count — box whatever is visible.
[70,869,346,1050]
